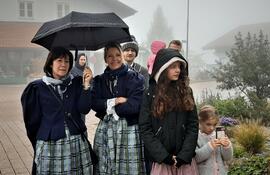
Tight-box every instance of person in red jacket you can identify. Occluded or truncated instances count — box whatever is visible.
[147,40,166,74]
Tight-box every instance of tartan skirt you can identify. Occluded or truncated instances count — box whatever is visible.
[93,115,146,175]
[35,125,93,175]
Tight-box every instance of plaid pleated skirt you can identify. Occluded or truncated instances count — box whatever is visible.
[35,125,93,175]
[93,115,146,175]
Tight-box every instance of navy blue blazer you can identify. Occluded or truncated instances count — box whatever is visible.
[91,66,145,126]
[21,76,91,148]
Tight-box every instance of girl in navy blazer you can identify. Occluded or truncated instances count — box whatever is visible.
[21,47,93,174]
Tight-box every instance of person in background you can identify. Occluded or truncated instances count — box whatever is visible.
[196,105,233,175]
[122,41,149,88]
[168,40,182,52]
[168,39,189,75]
[71,53,87,77]
[91,42,146,175]
[147,40,166,75]
[71,53,88,123]
[21,47,94,174]
[139,48,199,175]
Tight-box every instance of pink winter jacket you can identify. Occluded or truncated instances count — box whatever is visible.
[147,40,166,74]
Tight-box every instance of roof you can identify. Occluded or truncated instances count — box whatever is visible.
[0,21,42,48]
[203,22,270,50]
[101,0,137,18]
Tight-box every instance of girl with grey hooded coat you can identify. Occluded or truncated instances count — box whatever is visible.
[195,105,233,175]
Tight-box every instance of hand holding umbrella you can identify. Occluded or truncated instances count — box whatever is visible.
[82,66,93,90]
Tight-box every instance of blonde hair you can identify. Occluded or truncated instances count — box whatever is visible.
[199,105,219,123]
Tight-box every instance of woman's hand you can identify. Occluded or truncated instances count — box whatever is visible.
[83,66,93,89]
[115,97,127,105]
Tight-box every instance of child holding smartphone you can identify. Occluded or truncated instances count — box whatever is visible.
[195,105,233,175]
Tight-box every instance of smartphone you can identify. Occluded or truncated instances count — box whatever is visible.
[216,126,226,139]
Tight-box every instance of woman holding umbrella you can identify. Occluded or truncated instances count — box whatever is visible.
[91,42,146,174]
[21,47,94,174]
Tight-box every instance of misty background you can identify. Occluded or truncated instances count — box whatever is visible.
[0,0,270,99]
[122,0,270,51]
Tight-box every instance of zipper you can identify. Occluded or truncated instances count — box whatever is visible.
[155,126,162,136]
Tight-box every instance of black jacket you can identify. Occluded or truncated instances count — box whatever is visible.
[139,82,198,164]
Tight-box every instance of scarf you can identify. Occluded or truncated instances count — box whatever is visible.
[42,74,73,99]
[104,64,128,96]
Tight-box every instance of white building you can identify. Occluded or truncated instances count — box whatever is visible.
[0,0,136,84]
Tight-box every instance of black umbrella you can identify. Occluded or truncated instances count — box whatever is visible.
[31,11,132,51]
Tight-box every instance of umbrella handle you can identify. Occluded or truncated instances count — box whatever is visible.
[70,44,78,61]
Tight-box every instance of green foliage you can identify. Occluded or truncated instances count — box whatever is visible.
[212,97,249,119]
[232,144,247,158]
[198,90,249,119]
[247,91,270,121]
[197,90,270,123]
[233,120,268,154]
[212,31,270,100]
[228,155,270,175]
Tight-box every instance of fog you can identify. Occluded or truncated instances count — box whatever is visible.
[0,0,270,87]
[121,0,270,51]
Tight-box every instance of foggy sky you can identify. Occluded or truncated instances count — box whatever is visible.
[120,0,270,52]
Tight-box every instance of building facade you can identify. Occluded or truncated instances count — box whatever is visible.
[0,0,136,84]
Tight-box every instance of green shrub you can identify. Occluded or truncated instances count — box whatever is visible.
[247,92,270,123]
[228,155,270,175]
[233,120,268,154]
[233,144,247,158]
[197,91,250,119]
[213,97,250,119]
[197,90,270,124]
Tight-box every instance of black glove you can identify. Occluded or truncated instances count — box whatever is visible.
[163,154,174,165]
[175,157,188,168]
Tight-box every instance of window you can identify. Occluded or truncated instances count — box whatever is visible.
[57,3,70,18]
[19,1,33,18]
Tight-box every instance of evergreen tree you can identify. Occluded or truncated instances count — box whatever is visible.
[213,31,270,100]
[146,6,173,46]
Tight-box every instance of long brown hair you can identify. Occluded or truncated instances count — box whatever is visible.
[152,64,194,118]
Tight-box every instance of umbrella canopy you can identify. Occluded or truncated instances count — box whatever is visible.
[31,11,132,51]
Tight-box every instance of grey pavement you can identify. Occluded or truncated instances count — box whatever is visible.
[0,85,99,175]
